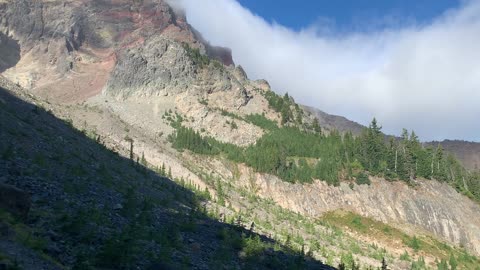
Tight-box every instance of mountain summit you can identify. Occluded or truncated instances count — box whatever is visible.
[0,0,233,101]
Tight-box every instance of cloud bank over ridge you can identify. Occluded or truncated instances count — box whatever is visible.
[172,0,480,141]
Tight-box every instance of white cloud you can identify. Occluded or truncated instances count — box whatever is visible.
[173,0,480,141]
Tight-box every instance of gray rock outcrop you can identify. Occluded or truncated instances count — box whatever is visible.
[242,170,480,255]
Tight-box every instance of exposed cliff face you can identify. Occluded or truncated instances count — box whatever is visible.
[103,36,240,99]
[0,75,339,270]
[242,173,480,254]
[0,31,20,72]
[0,0,233,102]
[207,45,234,66]
[0,0,198,51]
[170,154,480,256]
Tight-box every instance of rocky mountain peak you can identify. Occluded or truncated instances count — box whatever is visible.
[0,0,234,100]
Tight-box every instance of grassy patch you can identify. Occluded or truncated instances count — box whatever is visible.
[244,114,278,130]
[321,210,480,268]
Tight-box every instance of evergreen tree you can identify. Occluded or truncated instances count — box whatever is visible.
[407,131,421,179]
[399,129,414,182]
[385,138,398,179]
[449,254,457,270]
[436,259,448,270]
[161,163,166,176]
[125,136,134,161]
[312,118,322,134]
[165,105,480,201]
[434,145,447,180]
[140,152,147,166]
[417,147,433,179]
[362,118,385,174]
[381,257,388,270]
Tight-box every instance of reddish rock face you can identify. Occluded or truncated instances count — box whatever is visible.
[81,0,200,49]
[0,0,230,63]
[0,0,233,101]
[207,45,235,66]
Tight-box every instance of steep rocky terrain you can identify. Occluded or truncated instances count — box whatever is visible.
[0,76,334,269]
[0,0,232,102]
[1,1,480,269]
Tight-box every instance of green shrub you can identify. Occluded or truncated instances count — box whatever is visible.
[355,172,371,185]
[182,43,210,68]
[245,114,278,130]
[242,235,265,257]
[405,236,421,252]
[96,233,136,268]
[351,216,365,230]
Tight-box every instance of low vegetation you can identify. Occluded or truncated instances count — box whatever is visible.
[168,94,480,202]
[321,211,480,269]
[0,87,331,269]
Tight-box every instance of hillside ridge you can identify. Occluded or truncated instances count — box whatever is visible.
[1,1,480,269]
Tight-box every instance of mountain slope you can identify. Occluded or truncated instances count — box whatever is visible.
[0,76,334,269]
[427,140,480,171]
[301,105,365,135]
[1,1,480,269]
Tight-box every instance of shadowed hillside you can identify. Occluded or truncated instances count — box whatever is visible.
[0,82,334,269]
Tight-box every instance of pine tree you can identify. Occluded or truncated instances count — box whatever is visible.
[386,138,398,179]
[381,257,388,270]
[161,163,166,176]
[140,152,147,166]
[125,136,134,161]
[408,131,421,179]
[434,144,447,180]
[312,118,322,134]
[364,118,385,174]
[449,254,457,270]
[414,145,430,179]
[399,129,414,182]
[436,259,448,270]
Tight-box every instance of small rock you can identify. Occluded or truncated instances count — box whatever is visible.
[113,203,123,210]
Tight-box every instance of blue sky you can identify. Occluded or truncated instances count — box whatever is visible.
[238,0,459,31]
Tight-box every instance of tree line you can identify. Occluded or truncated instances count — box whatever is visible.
[169,114,480,201]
